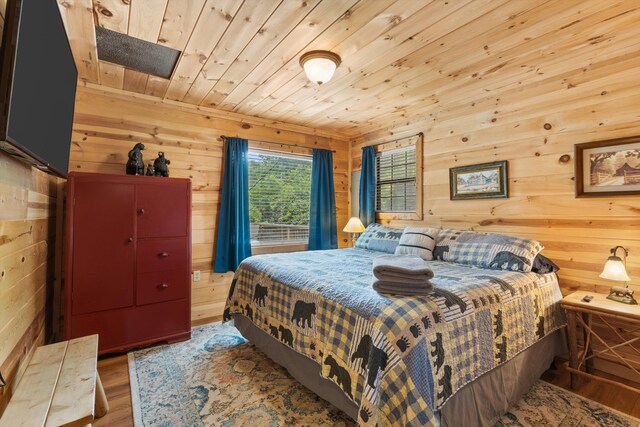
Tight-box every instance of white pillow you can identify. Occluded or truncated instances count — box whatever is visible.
[394,227,439,260]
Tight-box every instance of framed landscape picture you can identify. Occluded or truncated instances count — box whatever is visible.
[449,160,508,200]
[575,137,640,197]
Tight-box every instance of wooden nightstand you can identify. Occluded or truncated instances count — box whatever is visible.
[561,291,640,393]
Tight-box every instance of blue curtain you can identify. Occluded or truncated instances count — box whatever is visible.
[308,149,337,250]
[359,146,376,226]
[214,137,252,272]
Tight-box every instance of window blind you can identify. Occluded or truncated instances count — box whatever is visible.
[248,149,312,246]
[376,146,417,212]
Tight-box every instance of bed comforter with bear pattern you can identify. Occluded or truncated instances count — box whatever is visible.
[223,248,565,426]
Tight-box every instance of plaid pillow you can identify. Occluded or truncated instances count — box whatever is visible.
[394,227,439,260]
[355,223,403,254]
[433,229,543,272]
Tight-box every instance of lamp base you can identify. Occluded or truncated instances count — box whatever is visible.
[606,285,638,305]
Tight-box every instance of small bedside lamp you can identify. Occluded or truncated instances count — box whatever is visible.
[601,245,636,305]
[343,217,366,247]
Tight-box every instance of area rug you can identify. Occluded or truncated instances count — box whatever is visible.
[128,322,639,427]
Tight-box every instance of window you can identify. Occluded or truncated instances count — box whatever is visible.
[376,146,417,212]
[248,149,312,246]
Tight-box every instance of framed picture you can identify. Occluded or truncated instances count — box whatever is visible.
[449,160,508,200]
[575,137,640,197]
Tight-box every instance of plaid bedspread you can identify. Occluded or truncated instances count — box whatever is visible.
[223,248,565,426]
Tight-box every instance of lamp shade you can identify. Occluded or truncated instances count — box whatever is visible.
[600,256,631,282]
[300,51,341,85]
[343,217,365,233]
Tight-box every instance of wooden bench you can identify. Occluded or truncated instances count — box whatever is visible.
[0,335,109,427]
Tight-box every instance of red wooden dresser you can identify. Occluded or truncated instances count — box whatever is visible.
[65,172,192,354]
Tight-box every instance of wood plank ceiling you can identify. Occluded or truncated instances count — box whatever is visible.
[57,0,640,137]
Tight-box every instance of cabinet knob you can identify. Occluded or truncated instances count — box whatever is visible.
[138,208,145,215]
[157,283,169,289]
[159,252,169,258]
[127,237,134,243]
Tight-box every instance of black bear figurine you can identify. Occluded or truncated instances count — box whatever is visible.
[153,151,171,177]
[145,163,154,176]
[126,143,145,175]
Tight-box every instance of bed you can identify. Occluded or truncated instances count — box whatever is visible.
[224,244,566,426]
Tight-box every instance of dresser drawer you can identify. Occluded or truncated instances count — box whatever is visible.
[69,299,190,354]
[137,238,189,273]
[137,269,189,305]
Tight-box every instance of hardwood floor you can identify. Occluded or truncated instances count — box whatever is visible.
[95,354,133,427]
[542,362,640,418]
[94,315,222,427]
[94,327,640,426]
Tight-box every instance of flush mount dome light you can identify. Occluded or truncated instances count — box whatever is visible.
[299,50,341,85]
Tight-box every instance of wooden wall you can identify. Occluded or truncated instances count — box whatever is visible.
[69,84,351,322]
[350,29,640,374]
[351,74,640,297]
[0,152,60,414]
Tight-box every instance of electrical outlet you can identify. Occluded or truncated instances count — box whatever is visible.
[193,270,201,282]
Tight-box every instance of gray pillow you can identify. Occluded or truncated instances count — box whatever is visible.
[355,223,403,254]
[531,254,559,274]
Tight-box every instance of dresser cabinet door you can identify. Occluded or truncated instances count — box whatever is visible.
[72,181,135,314]
[136,183,189,238]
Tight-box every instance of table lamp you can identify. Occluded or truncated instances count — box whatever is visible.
[600,245,636,304]
[343,217,366,247]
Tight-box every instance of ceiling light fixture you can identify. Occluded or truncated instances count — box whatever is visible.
[299,50,341,85]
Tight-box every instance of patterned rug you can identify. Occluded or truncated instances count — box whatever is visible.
[128,322,639,427]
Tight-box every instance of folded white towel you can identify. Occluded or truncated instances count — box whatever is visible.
[372,254,434,284]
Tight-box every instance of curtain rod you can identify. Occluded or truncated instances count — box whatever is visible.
[221,135,336,153]
[365,132,424,147]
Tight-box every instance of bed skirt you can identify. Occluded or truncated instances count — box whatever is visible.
[232,313,566,426]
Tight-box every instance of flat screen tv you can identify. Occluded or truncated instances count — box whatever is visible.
[0,0,78,177]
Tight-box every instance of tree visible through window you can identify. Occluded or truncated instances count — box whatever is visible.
[248,150,312,245]
[376,146,417,212]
